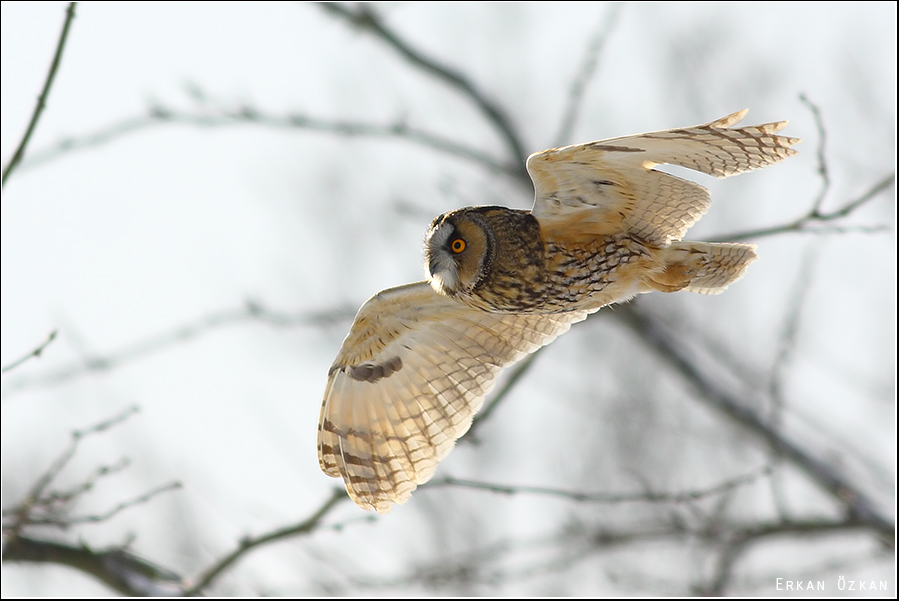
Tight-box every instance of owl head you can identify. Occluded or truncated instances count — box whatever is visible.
[424,208,494,296]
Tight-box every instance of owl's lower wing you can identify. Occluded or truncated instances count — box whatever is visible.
[318,281,588,514]
[528,109,799,245]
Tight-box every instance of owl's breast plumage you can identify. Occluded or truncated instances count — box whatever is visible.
[456,209,655,314]
[539,233,654,311]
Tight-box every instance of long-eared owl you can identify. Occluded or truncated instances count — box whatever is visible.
[317,110,799,513]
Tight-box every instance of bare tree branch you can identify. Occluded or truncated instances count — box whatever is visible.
[764,243,822,519]
[3,452,348,597]
[716,548,890,595]
[1,330,57,374]
[1,535,185,597]
[22,481,182,528]
[2,406,147,538]
[799,93,831,214]
[713,93,893,242]
[17,407,139,515]
[713,172,894,242]
[464,348,543,442]
[819,174,896,221]
[554,3,624,146]
[2,301,356,393]
[1,405,185,595]
[184,487,348,595]
[767,243,820,421]
[425,467,770,504]
[1,2,77,188]
[318,3,530,169]
[616,303,894,540]
[6,458,132,522]
[349,514,877,592]
[701,516,891,595]
[17,104,520,178]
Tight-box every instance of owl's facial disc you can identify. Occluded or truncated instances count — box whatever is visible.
[424,220,462,295]
[424,212,490,297]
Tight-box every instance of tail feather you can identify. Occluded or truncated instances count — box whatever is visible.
[644,241,757,295]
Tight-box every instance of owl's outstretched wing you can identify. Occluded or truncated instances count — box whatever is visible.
[527,110,799,245]
[318,281,587,514]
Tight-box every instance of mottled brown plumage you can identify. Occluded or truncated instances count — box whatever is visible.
[318,110,799,513]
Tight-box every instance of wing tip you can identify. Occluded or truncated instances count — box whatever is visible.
[708,109,749,128]
[708,111,802,148]
[346,480,416,514]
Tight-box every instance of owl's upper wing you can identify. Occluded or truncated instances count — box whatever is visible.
[527,110,799,245]
[318,281,588,514]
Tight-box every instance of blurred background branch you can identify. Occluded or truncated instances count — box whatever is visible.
[1,2,76,188]
[2,535,184,597]
[185,488,348,595]
[553,2,624,146]
[426,466,771,504]
[318,2,530,169]
[618,302,893,539]
[2,301,356,393]
[16,103,521,179]
[1,330,57,374]
[2,407,183,595]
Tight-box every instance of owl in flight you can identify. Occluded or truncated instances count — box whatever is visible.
[318,110,798,513]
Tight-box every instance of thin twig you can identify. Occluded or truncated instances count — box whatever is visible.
[17,106,519,179]
[799,94,831,215]
[28,407,140,505]
[426,467,770,504]
[350,515,874,592]
[5,417,335,595]
[185,487,348,595]
[700,516,885,595]
[72,481,182,525]
[24,458,132,516]
[768,243,821,421]
[25,481,182,528]
[1,2,77,188]
[1,330,57,374]
[465,349,543,441]
[616,303,894,540]
[554,3,624,146]
[713,173,894,242]
[2,301,357,393]
[4,407,140,541]
[704,536,752,596]
[820,174,896,220]
[714,98,892,243]
[719,548,891,595]
[318,3,529,168]
[765,243,822,520]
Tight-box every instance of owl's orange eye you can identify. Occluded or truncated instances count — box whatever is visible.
[450,238,466,253]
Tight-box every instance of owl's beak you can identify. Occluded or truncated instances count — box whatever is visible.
[426,250,461,295]
[427,258,440,278]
